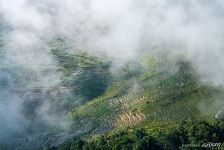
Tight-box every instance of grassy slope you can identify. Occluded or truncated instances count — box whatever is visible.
[50,40,224,148]
[59,52,222,136]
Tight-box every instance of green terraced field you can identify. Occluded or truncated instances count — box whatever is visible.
[49,49,224,149]
[52,47,224,142]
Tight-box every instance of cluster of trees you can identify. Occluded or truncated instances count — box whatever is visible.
[158,120,224,150]
[50,119,224,150]
[51,128,161,150]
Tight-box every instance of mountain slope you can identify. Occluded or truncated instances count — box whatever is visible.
[48,47,224,149]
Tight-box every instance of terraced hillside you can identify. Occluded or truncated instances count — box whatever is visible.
[1,39,224,149]
[51,40,112,103]
[47,46,224,149]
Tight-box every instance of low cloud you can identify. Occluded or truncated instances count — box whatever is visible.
[0,0,224,142]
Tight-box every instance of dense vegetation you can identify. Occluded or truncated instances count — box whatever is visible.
[49,119,224,150]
